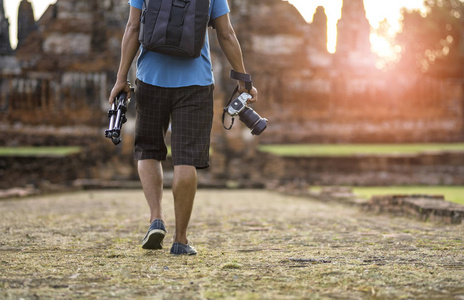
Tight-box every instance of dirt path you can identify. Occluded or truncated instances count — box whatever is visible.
[1,189,463,299]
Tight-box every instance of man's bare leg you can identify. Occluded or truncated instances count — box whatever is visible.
[172,165,197,244]
[138,159,164,223]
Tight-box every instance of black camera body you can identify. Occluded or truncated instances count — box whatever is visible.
[225,92,268,135]
[105,92,129,145]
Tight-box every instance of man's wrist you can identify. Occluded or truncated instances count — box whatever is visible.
[116,74,128,82]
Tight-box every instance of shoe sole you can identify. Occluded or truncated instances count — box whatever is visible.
[142,229,166,250]
[170,251,197,256]
[170,243,197,255]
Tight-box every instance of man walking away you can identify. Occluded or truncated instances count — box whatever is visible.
[109,0,258,255]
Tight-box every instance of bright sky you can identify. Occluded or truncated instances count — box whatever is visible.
[4,0,57,49]
[288,0,425,53]
[5,0,425,55]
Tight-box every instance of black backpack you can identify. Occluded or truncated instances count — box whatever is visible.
[139,0,211,58]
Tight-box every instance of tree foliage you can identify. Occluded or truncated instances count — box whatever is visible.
[396,0,464,77]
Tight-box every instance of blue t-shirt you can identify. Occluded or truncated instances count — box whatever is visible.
[129,0,230,88]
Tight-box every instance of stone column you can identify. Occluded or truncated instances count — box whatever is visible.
[17,0,36,48]
[0,0,13,54]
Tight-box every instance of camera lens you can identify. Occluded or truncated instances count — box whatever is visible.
[250,118,267,135]
[239,107,268,135]
[239,107,260,128]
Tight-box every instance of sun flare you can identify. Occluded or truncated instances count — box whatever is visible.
[370,34,401,59]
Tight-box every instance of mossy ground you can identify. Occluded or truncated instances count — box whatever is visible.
[1,190,463,299]
[0,147,82,157]
[258,144,464,157]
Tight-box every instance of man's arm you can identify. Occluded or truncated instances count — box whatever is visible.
[108,6,142,104]
[213,14,258,102]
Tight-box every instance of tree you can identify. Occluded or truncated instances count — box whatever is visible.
[396,0,464,77]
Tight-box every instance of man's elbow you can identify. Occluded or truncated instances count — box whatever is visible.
[217,27,236,44]
[126,22,140,35]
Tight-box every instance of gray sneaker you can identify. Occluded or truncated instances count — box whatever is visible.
[170,241,197,255]
[142,219,167,250]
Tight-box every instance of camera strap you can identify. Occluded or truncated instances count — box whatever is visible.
[230,70,252,92]
[222,70,253,130]
[222,85,238,130]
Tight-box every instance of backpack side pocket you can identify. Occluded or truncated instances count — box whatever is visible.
[139,0,163,47]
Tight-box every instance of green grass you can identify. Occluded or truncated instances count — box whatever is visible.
[0,147,82,157]
[350,186,464,205]
[258,143,464,157]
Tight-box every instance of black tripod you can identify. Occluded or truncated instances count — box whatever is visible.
[105,89,133,145]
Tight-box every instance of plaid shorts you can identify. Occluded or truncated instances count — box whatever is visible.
[134,80,214,169]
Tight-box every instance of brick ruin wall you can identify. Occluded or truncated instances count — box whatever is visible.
[255,74,464,144]
[2,150,464,189]
[257,152,464,186]
[0,0,463,144]
[0,73,108,126]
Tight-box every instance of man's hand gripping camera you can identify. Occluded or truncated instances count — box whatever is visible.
[223,70,268,135]
[225,92,267,135]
